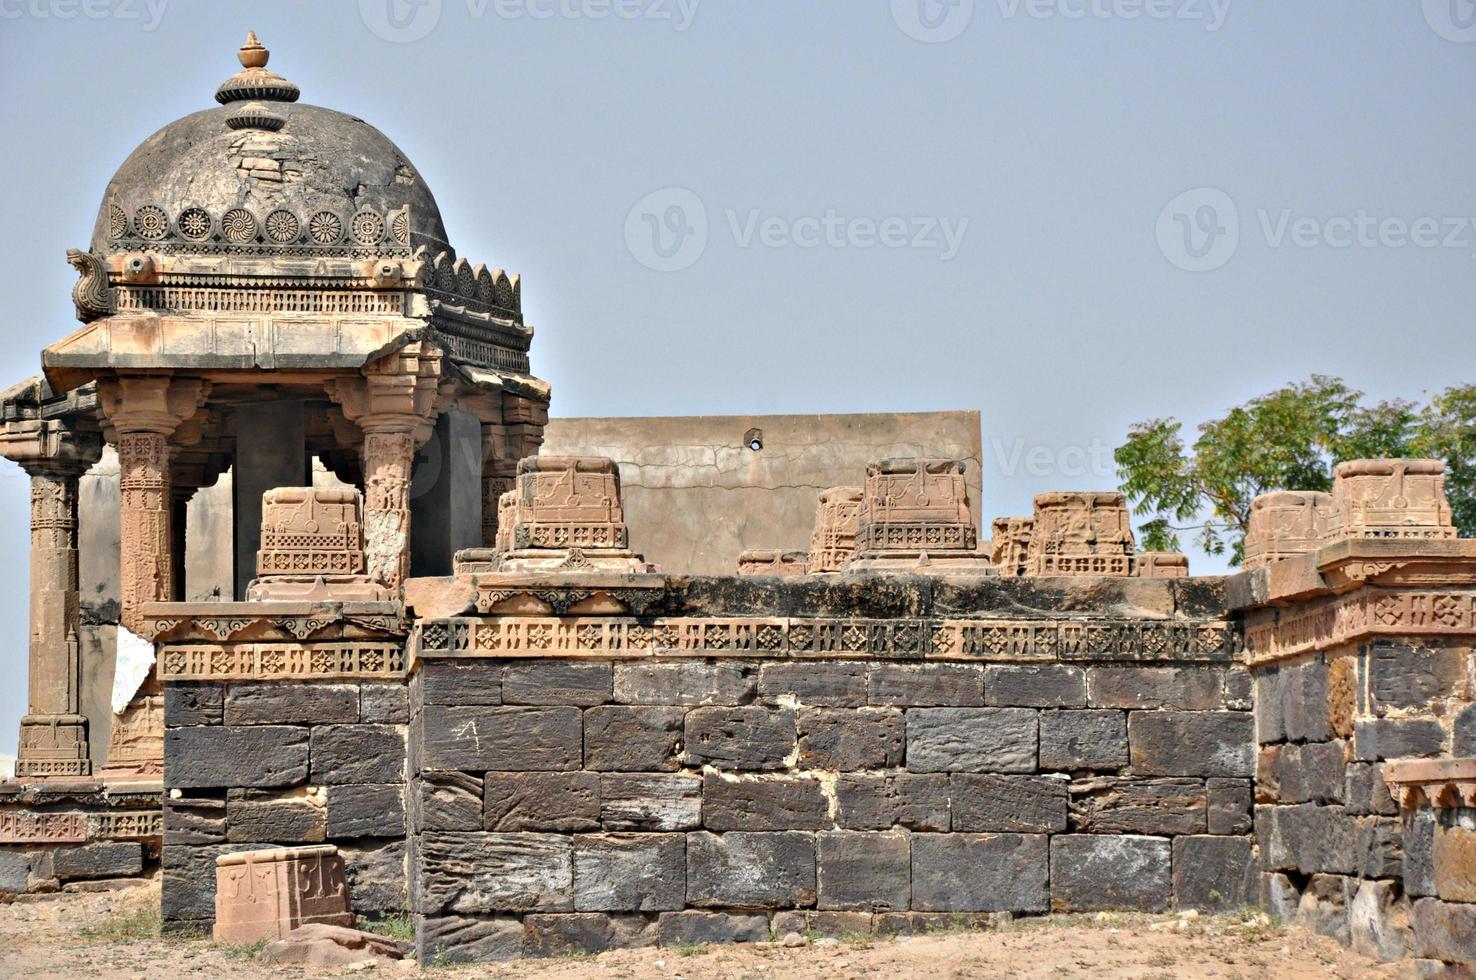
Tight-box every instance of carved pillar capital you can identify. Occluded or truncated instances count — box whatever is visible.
[0,417,103,479]
[97,376,210,436]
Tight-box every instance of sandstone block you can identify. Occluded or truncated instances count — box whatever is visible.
[797,707,903,770]
[1128,711,1253,777]
[759,662,868,707]
[1275,740,1347,804]
[599,774,702,831]
[417,832,572,914]
[165,682,223,726]
[309,725,405,784]
[613,663,754,706]
[1038,709,1127,770]
[501,662,612,706]
[1433,820,1476,903]
[906,707,1037,773]
[1283,660,1333,744]
[1087,666,1222,710]
[0,851,27,893]
[1412,897,1476,964]
[484,772,600,832]
[683,706,795,770]
[326,784,405,838]
[416,915,524,964]
[1206,777,1253,834]
[951,773,1068,833]
[1253,668,1285,745]
[1343,762,1399,817]
[984,664,1086,708]
[359,683,409,724]
[1367,643,1440,711]
[868,664,984,706]
[583,706,684,772]
[419,705,581,771]
[213,845,353,944]
[523,913,656,956]
[1353,718,1445,761]
[656,911,770,946]
[835,773,949,831]
[1050,835,1170,912]
[1068,777,1206,835]
[415,771,483,831]
[420,662,502,706]
[1453,703,1476,756]
[1172,835,1252,911]
[225,683,359,726]
[702,773,829,831]
[1349,878,1411,964]
[164,725,308,789]
[817,831,910,912]
[912,834,1048,913]
[686,831,816,908]
[572,834,685,912]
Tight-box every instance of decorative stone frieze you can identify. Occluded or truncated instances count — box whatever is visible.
[0,810,88,844]
[736,550,808,577]
[1134,552,1189,578]
[989,517,1033,577]
[1025,492,1135,577]
[157,641,407,680]
[808,486,862,573]
[1382,758,1476,809]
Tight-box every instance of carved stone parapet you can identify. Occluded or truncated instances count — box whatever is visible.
[1024,491,1135,577]
[808,486,862,573]
[1134,552,1190,578]
[737,550,809,577]
[848,458,987,572]
[486,456,649,573]
[989,517,1034,577]
[214,845,354,945]
[1329,458,1458,542]
[246,486,389,601]
[1243,490,1333,570]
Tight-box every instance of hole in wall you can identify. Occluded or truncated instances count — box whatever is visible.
[744,428,764,452]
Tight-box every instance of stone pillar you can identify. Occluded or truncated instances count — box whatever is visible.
[232,400,308,599]
[0,422,103,780]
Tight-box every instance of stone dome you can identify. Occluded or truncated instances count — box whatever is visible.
[90,33,450,257]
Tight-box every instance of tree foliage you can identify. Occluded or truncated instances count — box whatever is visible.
[1114,376,1476,565]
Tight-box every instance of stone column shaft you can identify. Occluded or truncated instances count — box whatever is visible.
[362,426,418,591]
[116,429,174,629]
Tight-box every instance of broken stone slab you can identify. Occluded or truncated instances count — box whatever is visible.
[256,923,409,967]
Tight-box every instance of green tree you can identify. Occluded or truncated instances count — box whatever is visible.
[1114,376,1476,565]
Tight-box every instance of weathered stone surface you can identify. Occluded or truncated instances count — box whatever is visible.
[416,915,524,964]
[1087,666,1222,710]
[600,774,702,831]
[1433,819,1476,903]
[421,662,502,706]
[340,840,407,913]
[523,913,656,956]
[359,683,409,724]
[1254,668,1285,745]
[984,665,1086,708]
[797,707,903,770]
[224,683,359,726]
[613,663,754,706]
[703,773,829,831]
[911,834,1048,913]
[1412,897,1476,963]
[1367,642,1439,712]
[1355,816,1403,879]
[1039,709,1127,771]
[1068,777,1206,835]
[1206,777,1253,834]
[1258,803,1359,875]
[0,851,28,893]
[501,662,612,706]
[1283,660,1333,744]
[1404,808,1436,897]
[1344,762,1399,817]
[51,841,143,879]
[226,793,326,843]
[1172,836,1252,911]
[310,725,405,784]
[572,834,685,912]
[759,662,868,707]
[164,796,227,844]
[656,911,769,946]
[686,831,816,907]
[1223,667,1253,710]
[1050,835,1170,912]
[1297,873,1353,943]
[163,843,267,921]
[683,706,795,771]
[484,773,600,832]
[868,664,984,706]
[1276,740,1347,804]
[417,832,571,913]
[774,909,876,938]
[415,771,483,831]
[951,774,1068,833]
[1353,718,1446,761]
[1453,704,1476,756]
[1128,711,1253,777]
[164,725,308,788]
[906,708,1037,773]
[835,773,949,831]
[817,831,909,912]
[419,705,581,771]
[583,706,684,772]
[326,783,406,838]
[165,682,223,726]
[1348,878,1411,964]
[255,923,408,967]
[873,911,1011,936]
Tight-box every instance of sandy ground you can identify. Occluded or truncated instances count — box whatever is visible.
[0,878,1413,979]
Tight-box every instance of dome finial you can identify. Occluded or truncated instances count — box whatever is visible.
[238,31,268,69]
[216,30,299,106]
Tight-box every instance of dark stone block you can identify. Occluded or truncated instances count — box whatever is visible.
[1344,762,1399,817]
[420,705,581,771]
[1454,703,1476,756]
[1353,718,1446,762]
[906,708,1037,773]
[868,664,984,706]
[912,834,1048,912]
[418,832,571,913]
[224,682,358,726]
[817,831,910,912]
[797,707,903,770]
[683,706,795,771]
[1050,834,1171,912]
[1172,835,1253,911]
[415,771,483,831]
[873,911,1009,936]
[613,662,754,705]
[226,792,325,843]
[164,682,222,726]
[1283,659,1333,744]
[1404,808,1436,897]
[164,796,226,844]
[1298,873,1353,943]
[1253,667,1285,745]
[0,852,27,893]
[310,724,405,784]
[1087,666,1222,710]
[686,831,816,907]
[1412,897,1476,963]
[327,783,406,838]
[835,773,949,831]
[340,839,407,913]
[1068,777,1206,835]
[484,772,600,832]
[951,773,1068,833]
[417,915,523,964]
[1263,802,1358,875]
[523,913,656,956]
[759,661,868,707]
[583,706,684,772]
[656,911,769,946]
[600,774,702,830]
[1223,667,1253,710]
[775,910,875,938]
[164,725,308,789]
[984,664,1087,708]
[1353,815,1402,879]
[1368,642,1439,712]
[421,661,501,706]
[572,834,685,912]
[702,773,829,831]
[163,844,263,921]
[1039,709,1127,771]
[501,662,612,706]
[1206,777,1253,835]
[1276,740,1347,804]
[52,841,143,880]
[360,682,409,724]
[1128,711,1253,777]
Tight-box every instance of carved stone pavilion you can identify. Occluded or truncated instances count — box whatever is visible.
[0,34,1472,973]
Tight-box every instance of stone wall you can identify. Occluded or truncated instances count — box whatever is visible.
[160,678,411,932]
[405,574,1252,962]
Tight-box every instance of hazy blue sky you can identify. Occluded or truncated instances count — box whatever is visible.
[0,1,1472,753]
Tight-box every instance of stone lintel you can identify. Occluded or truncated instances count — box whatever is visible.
[1382,757,1476,809]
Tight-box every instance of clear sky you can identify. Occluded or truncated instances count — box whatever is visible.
[0,1,1472,754]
